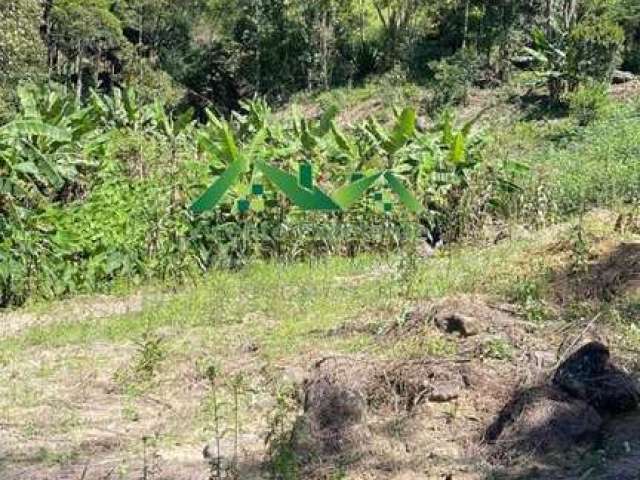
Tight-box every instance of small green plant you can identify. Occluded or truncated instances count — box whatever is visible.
[201,364,246,479]
[266,384,299,480]
[423,336,458,357]
[134,329,166,380]
[204,364,225,480]
[510,277,549,322]
[481,337,514,360]
[568,83,610,126]
[569,219,590,275]
[397,234,420,298]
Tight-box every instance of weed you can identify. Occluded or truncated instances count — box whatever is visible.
[134,329,166,380]
[510,277,550,322]
[266,384,299,480]
[569,219,590,275]
[568,83,611,126]
[204,364,225,480]
[142,434,162,480]
[480,338,514,361]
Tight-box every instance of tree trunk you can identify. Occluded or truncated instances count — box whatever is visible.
[43,0,54,84]
[564,0,578,29]
[75,47,83,103]
[462,0,470,49]
[321,9,329,90]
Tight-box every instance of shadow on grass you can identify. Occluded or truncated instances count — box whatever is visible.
[515,91,569,122]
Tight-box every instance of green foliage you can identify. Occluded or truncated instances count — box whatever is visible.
[567,17,625,86]
[427,49,480,112]
[488,101,640,227]
[0,0,46,119]
[134,329,166,379]
[51,0,126,55]
[568,83,611,126]
[0,85,487,307]
[0,1,46,77]
[480,337,514,360]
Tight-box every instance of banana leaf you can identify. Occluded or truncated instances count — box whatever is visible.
[1,121,71,143]
[383,107,416,154]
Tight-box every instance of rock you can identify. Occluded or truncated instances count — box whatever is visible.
[511,55,535,69]
[280,366,307,387]
[428,381,461,402]
[435,312,480,337]
[240,340,259,353]
[416,116,428,133]
[553,342,640,414]
[203,434,262,477]
[612,70,636,84]
[485,386,602,455]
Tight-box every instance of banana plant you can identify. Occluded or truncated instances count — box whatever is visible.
[90,87,153,132]
[327,107,423,213]
[193,111,269,214]
[413,109,488,212]
[522,26,570,102]
[193,119,340,214]
[0,85,105,216]
[153,101,195,205]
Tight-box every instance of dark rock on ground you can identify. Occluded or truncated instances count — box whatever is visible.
[553,342,640,414]
[428,380,461,402]
[612,70,636,84]
[435,312,480,337]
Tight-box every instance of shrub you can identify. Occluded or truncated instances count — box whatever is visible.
[426,49,480,112]
[568,83,611,126]
[567,19,624,87]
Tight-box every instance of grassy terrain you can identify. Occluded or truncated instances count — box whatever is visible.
[2,203,640,478]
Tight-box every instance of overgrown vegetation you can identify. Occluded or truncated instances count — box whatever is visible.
[3,3,640,479]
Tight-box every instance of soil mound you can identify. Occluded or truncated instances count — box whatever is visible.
[485,342,640,474]
[555,241,640,303]
[553,342,640,414]
[485,385,603,458]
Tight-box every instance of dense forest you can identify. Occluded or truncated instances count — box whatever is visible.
[2,0,639,114]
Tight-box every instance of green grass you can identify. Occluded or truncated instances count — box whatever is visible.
[0,229,556,364]
[488,100,640,223]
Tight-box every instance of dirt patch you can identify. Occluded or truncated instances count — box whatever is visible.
[286,354,517,479]
[554,241,640,303]
[388,295,518,336]
[0,291,165,338]
[485,385,603,459]
[610,79,640,101]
